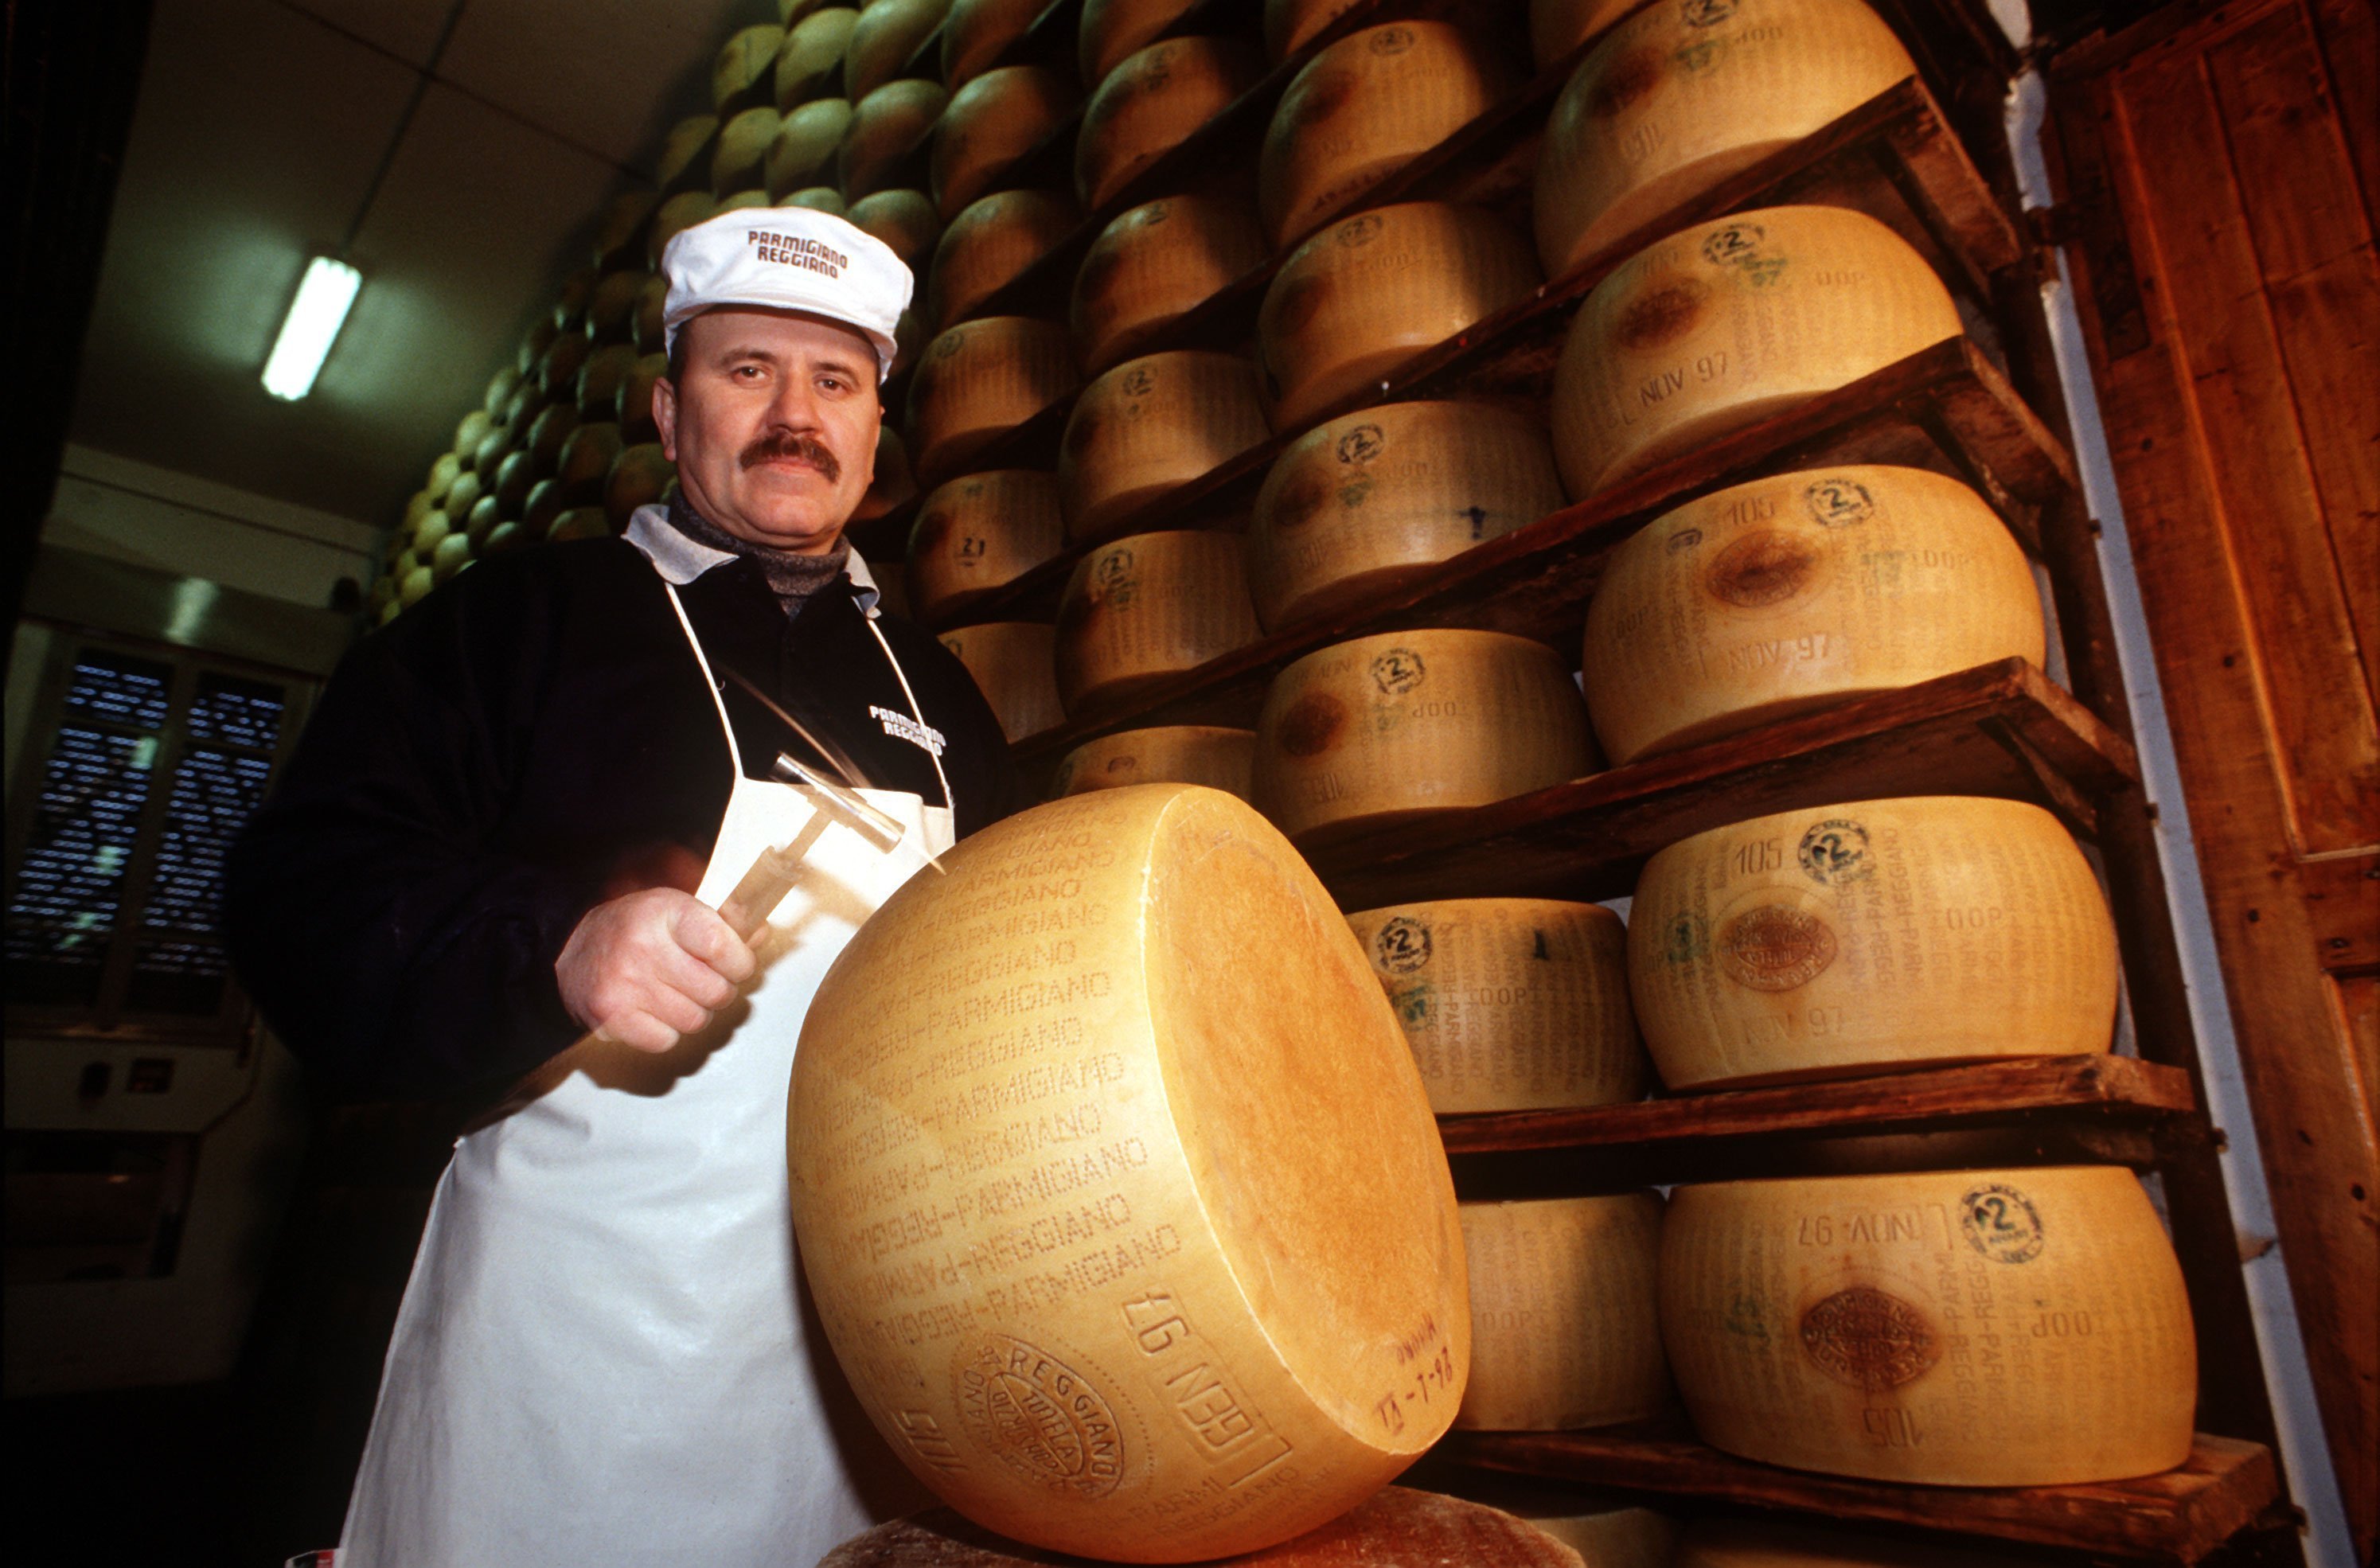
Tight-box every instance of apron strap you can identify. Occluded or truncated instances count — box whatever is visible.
[660,581,745,778]
[864,614,957,815]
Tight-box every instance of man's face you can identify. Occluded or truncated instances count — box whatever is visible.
[653,306,880,556]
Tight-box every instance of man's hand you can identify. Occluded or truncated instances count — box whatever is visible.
[555,889,757,1052]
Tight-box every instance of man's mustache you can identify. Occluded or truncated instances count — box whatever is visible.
[740,431,840,481]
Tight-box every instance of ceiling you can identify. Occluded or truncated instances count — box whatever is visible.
[66,0,778,532]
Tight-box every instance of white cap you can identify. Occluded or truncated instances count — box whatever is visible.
[659,205,912,378]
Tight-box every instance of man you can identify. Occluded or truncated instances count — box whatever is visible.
[227,206,1017,1566]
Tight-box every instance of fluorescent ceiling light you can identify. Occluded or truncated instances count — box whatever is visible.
[261,255,361,400]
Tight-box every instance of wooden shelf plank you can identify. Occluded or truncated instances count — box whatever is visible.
[1306,657,2137,907]
[1437,1430,2280,1566]
[1435,1054,2194,1155]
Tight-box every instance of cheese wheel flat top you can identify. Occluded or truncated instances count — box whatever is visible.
[1536,0,1917,277]
[1258,21,1516,248]
[1254,627,1596,845]
[1054,529,1262,716]
[932,64,1074,220]
[1262,0,1368,61]
[907,469,1065,622]
[1079,0,1201,87]
[1676,1518,2035,1568]
[928,188,1078,332]
[845,0,951,103]
[905,316,1079,483]
[1528,0,1641,69]
[1247,399,1566,632]
[1071,194,1268,376]
[1051,725,1256,802]
[1627,794,2119,1090]
[1457,1193,1671,1430]
[936,620,1063,740]
[1551,204,1961,499]
[1077,36,1263,209]
[768,97,854,197]
[1660,1165,2197,1486]
[1344,897,1647,1114]
[1057,350,1270,545]
[844,79,951,201]
[1583,464,2044,763]
[778,8,861,111]
[790,786,1467,1559]
[1258,202,1543,432]
[821,1488,1583,1565]
[942,0,1045,89]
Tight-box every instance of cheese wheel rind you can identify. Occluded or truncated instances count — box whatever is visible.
[1058,350,1270,545]
[932,64,1074,222]
[791,785,1468,1560]
[906,316,1079,483]
[1660,1166,2197,1485]
[1077,37,1262,210]
[1052,726,1257,802]
[1072,195,1268,376]
[937,620,1063,741]
[929,188,1078,333]
[907,470,1065,624]
[1054,529,1262,716]
[1627,794,2119,1090]
[1457,1194,1672,1430]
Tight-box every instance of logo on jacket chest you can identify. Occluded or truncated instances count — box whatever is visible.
[872,704,947,757]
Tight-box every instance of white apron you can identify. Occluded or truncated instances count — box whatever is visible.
[339,582,953,1568]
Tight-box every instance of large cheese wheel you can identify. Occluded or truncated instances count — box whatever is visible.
[411,508,452,560]
[455,408,493,459]
[399,564,435,607]
[1551,205,1961,498]
[605,443,674,529]
[548,506,610,543]
[1077,37,1262,209]
[933,64,1073,220]
[714,104,782,196]
[1058,351,1269,545]
[1253,629,1596,844]
[649,189,718,267]
[537,329,590,401]
[556,421,623,504]
[1055,530,1262,716]
[786,185,850,216]
[492,449,536,517]
[1457,1195,1670,1430]
[525,402,578,474]
[590,191,654,272]
[1073,195,1268,376]
[483,363,521,418]
[1676,1519,2036,1567]
[431,531,474,583]
[655,114,719,193]
[820,1489,1580,1566]
[1660,1167,2197,1485]
[790,784,1468,1560]
[401,487,435,536]
[1258,22,1516,248]
[1246,400,1565,632]
[617,352,667,443]
[1262,0,1367,61]
[1536,0,1917,278]
[516,314,557,377]
[928,188,1077,331]
[585,268,646,344]
[858,425,919,523]
[905,316,1078,482]
[471,423,513,486]
[1627,795,2119,1090]
[937,621,1062,739]
[713,23,786,112]
[1051,726,1256,802]
[463,492,501,548]
[426,450,461,504]
[844,80,950,201]
[849,188,943,270]
[777,7,860,110]
[523,478,564,539]
[1257,202,1542,432]
[844,0,949,102]
[634,273,668,353]
[1344,898,1646,1114]
[767,97,853,197]
[1528,0,1640,69]
[577,342,639,422]
[905,470,1064,622]
[1079,0,1200,87]
[441,470,483,533]
[482,521,530,558]
[942,0,1044,89]
[1584,466,2044,763]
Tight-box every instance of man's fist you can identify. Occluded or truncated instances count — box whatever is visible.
[555,888,758,1052]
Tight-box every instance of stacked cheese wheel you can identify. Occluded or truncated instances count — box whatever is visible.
[1051,725,1255,801]
[1458,1194,1671,1431]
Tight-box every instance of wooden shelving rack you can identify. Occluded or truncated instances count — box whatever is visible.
[873,0,2304,1560]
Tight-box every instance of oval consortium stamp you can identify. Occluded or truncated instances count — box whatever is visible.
[1800,1285,1940,1391]
[1369,25,1415,54]
[1960,1184,2046,1264]
[1336,423,1386,465]
[954,1334,1132,1500]
[1372,916,1432,975]
[1717,903,1837,991]
[1798,820,1874,885]
[1682,0,1742,25]
[1369,646,1426,696]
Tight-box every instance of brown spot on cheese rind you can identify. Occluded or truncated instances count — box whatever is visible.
[1065,404,1106,457]
[1716,903,1836,991]
[911,507,954,552]
[1613,276,1709,352]
[1705,529,1822,608]
[1800,1285,1941,1391]
[1271,269,1334,338]
[1588,44,1668,118]
[1274,692,1349,759]
[1270,469,1336,528]
[1282,67,1359,131]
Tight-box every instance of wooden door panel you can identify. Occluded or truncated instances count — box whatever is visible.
[2049,0,2379,1554]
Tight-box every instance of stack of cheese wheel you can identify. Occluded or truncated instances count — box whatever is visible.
[1077,37,1262,209]
[768,98,853,198]
[777,7,860,109]
[1457,1195,1670,1430]
[550,507,610,542]
[578,344,639,421]
[586,270,646,343]
[820,1489,1582,1566]
[1055,530,1262,715]
[517,314,558,376]
[713,23,785,114]
[1536,0,1917,278]
[1528,0,1640,69]
[1079,0,1201,87]
[1254,629,1595,844]
[557,423,623,505]
[1551,205,1962,497]
[1258,21,1515,248]
[1258,203,1541,431]
[843,0,947,103]
[606,444,674,529]
[927,189,1076,330]
[1057,350,1269,544]
[1246,400,1566,631]
[942,0,1044,89]
[936,622,1062,739]
[431,532,474,583]
[932,64,1071,220]
[1627,795,2119,1090]
[618,353,667,443]
[1583,466,2044,762]
[1344,898,1646,1114]
[539,330,591,403]
[1660,1166,2197,1484]
[590,192,654,271]
[713,106,783,196]
[443,470,484,536]
[526,403,579,474]
[905,317,1077,482]
[904,470,1063,623]
[1264,0,1367,60]
[843,80,950,201]
[656,115,719,193]
[1677,1519,2035,1567]
[1072,195,1267,375]
[849,188,942,270]
[790,784,1469,1561]
[1051,725,1255,801]
[427,450,462,505]
[859,427,920,525]
[633,274,667,353]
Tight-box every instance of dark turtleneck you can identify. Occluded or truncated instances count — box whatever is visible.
[666,492,850,615]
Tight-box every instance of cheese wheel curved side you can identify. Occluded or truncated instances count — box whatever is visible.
[906,470,1065,624]
[905,316,1079,483]
[1058,350,1270,545]
[1051,726,1256,802]
[1457,1194,1671,1430]
[936,620,1063,740]
[1054,530,1262,716]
